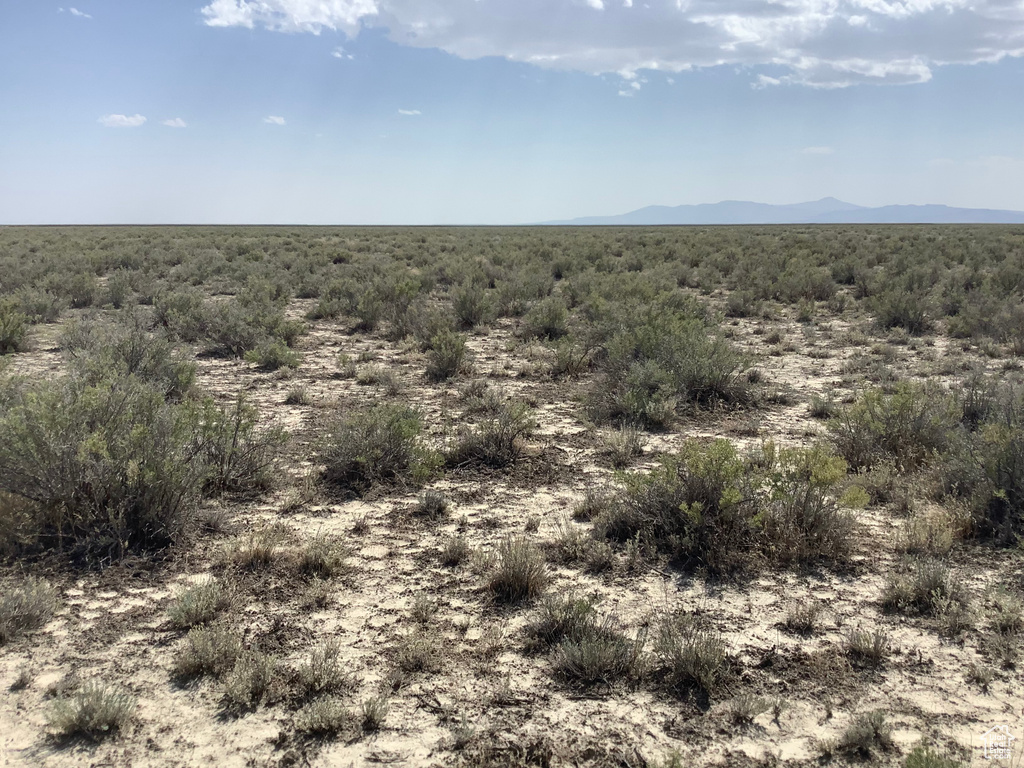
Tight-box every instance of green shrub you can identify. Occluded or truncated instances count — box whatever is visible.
[16,288,67,324]
[61,314,196,400]
[829,383,961,472]
[105,269,133,308]
[67,273,100,309]
[487,537,548,604]
[47,681,136,741]
[0,301,27,355]
[244,339,300,371]
[452,281,491,329]
[445,400,534,468]
[425,330,469,382]
[760,444,856,564]
[197,396,286,496]
[0,375,209,561]
[594,440,758,574]
[585,304,748,429]
[521,296,569,340]
[0,577,58,645]
[154,288,209,342]
[873,290,931,334]
[319,404,434,496]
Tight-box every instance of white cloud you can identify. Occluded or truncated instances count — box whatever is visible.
[200,0,1024,87]
[202,0,377,33]
[397,109,421,115]
[98,114,146,128]
[263,115,286,125]
[162,118,188,128]
[69,7,91,18]
[802,146,836,154]
[331,46,354,58]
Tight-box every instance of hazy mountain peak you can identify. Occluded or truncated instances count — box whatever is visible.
[542,199,1024,225]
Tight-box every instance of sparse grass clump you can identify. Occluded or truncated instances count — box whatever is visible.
[172,624,243,680]
[0,577,57,645]
[882,559,968,617]
[168,579,232,630]
[47,682,136,741]
[487,537,548,604]
[298,532,350,579]
[222,650,278,714]
[439,534,471,566]
[604,425,645,468]
[782,601,822,636]
[297,640,355,698]
[844,627,892,667]
[904,745,964,768]
[319,404,436,496]
[552,616,644,687]
[415,489,450,520]
[823,710,895,761]
[654,612,727,696]
[294,697,355,738]
[360,696,389,732]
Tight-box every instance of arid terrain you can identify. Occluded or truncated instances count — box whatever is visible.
[1,225,1022,768]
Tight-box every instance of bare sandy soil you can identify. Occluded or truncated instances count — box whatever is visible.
[1,293,1021,768]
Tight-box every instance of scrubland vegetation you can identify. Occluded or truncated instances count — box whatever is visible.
[1,225,1022,766]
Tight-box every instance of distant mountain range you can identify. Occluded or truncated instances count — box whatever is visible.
[542,198,1024,225]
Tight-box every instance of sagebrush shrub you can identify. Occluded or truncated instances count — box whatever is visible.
[452,281,491,329]
[0,301,27,355]
[585,303,748,429]
[0,375,208,561]
[47,681,136,741]
[197,395,286,496]
[829,383,961,472]
[319,404,435,496]
[445,400,534,468]
[654,612,727,696]
[425,330,469,382]
[172,624,243,680]
[521,296,569,340]
[594,440,758,574]
[61,313,196,400]
[0,577,58,645]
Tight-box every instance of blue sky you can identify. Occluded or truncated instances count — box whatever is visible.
[1,0,1022,224]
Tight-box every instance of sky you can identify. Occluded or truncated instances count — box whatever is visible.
[1,0,1022,224]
